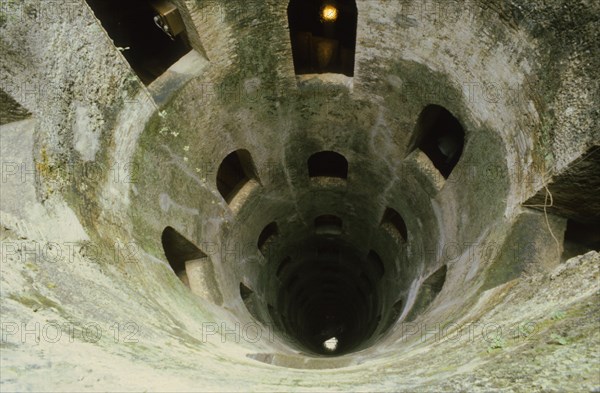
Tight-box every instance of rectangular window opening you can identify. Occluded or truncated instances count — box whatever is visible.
[85,0,192,85]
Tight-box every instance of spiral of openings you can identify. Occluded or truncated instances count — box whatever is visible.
[161,106,463,356]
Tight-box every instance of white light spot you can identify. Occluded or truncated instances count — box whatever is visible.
[323,337,338,352]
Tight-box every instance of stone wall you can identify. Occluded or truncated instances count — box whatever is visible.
[0,0,598,391]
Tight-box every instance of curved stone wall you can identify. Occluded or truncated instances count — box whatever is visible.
[1,0,598,390]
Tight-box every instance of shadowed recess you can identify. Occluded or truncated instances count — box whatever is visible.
[308,151,349,179]
[161,226,206,276]
[409,105,465,179]
[288,0,357,76]
[84,0,191,84]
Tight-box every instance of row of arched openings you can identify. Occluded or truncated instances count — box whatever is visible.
[167,103,464,287]
[215,105,464,205]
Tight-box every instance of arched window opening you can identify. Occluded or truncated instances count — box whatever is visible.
[161,226,206,282]
[288,0,357,76]
[315,214,343,235]
[367,250,384,280]
[240,282,261,321]
[390,299,403,323]
[1,90,31,125]
[239,282,253,301]
[85,0,191,85]
[406,265,447,322]
[276,257,293,278]
[562,219,600,260]
[378,298,404,335]
[409,105,465,179]
[381,208,408,242]
[217,149,258,204]
[258,222,279,257]
[308,151,348,179]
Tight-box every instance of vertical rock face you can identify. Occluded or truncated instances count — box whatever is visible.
[0,0,598,391]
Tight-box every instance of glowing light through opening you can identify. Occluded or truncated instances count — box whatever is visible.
[321,4,338,23]
[323,337,339,352]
